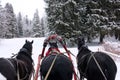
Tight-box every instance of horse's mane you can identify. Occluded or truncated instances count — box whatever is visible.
[16,40,33,62]
[16,48,33,63]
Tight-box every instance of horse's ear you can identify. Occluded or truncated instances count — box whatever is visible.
[25,40,28,43]
[31,40,33,44]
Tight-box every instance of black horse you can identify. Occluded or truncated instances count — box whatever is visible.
[76,37,117,80]
[0,40,34,80]
[40,53,73,80]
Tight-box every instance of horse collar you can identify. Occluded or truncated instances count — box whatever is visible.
[20,48,31,56]
[19,48,33,63]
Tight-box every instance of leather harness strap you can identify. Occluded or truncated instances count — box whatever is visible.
[44,54,59,80]
[78,49,107,80]
[17,59,29,80]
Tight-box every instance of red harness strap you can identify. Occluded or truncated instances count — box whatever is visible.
[64,50,77,80]
[46,48,61,56]
[34,55,42,80]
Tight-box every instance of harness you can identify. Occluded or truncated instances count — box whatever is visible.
[17,58,32,80]
[77,52,91,78]
[44,54,59,80]
[11,48,34,80]
[90,52,107,80]
[78,46,107,80]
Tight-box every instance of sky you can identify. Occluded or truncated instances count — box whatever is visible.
[0,37,119,80]
[1,0,46,19]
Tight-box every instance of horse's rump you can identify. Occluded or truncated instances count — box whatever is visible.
[77,36,117,80]
[88,52,117,79]
[0,58,17,80]
[40,54,73,80]
[77,51,117,80]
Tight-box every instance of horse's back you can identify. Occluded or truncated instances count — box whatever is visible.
[40,54,73,80]
[0,58,17,80]
[88,52,117,80]
[94,52,117,71]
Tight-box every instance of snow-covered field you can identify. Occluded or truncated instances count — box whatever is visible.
[0,37,120,80]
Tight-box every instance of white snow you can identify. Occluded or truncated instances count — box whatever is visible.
[0,37,119,80]
[0,73,6,80]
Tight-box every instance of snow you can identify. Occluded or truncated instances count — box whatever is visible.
[0,73,6,80]
[0,37,120,80]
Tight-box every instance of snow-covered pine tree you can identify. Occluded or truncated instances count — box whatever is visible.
[22,15,32,37]
[40,18,45,37]
[4,3,18,38]
[44,0,80,46]
[0,3,5,38]
[111,1,120,40]
[42,16,49,36]
[32,9,42,37]
[44,0,56,33]
[78,0,109,43]
[16,12,23,37]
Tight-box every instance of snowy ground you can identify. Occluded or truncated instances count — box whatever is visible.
[0,37,120,80]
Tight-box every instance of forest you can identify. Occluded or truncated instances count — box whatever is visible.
[45,0,120,44]
[0,2,47,38]
[0,0,120,46]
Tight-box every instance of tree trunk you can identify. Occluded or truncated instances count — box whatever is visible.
[99,31,105,43]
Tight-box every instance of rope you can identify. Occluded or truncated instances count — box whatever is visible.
[16,59,20,80]
[90,52,107,80]
[61,50,76,58]
[44,54,58,80]
[16,59,30,80]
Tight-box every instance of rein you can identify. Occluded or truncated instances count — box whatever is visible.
[44,54,59,80]
[11,48,34,80]
[77,53,89,77]
[90,52,107,80]
[13,58,29,80]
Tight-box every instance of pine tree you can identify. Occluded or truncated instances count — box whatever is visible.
[4,3,18,38]
[45,0,120,43]
[45,0,80,41]
[0,4,4,38]
[78,0,109,43]
[111,1,120,40]
[22,15,32,37]
[17,12,23,37]
[40,18,45,37]
[44,0,56,32]
[43,16,49,36]
[32,9,42,37]
[44,0,83,46]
